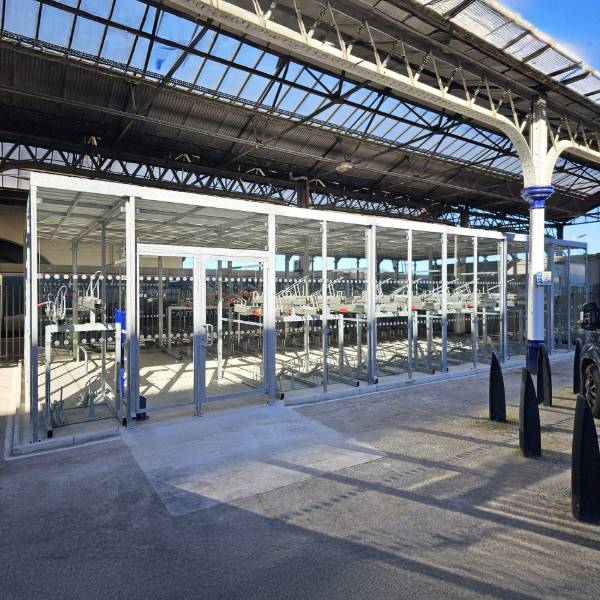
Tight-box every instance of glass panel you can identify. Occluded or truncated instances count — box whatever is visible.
[36,189,126,430]
[551,246,569,351]
[477,238,502,363]
[4,0,38,38]
[327,222,368,384]
[412,231,444,376]
[71,17,104,55]
[205,257,265,400]
[135,199,268,251]
[506,239,528,359]
[375,228,410,381]
[138,255,194,410]
[570,248,587,345]
[275,217,323,395]
[447,234,474,370]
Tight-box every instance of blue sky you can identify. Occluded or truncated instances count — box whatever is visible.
[502,1,600,252]
[502,1,600,67]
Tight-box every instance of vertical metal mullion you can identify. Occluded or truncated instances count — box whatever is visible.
[72,242,79,361]
[27,187,39,442]
[567,248,572,351]
[193,255,205,416]
[441,232,448,372]
[547,247,554,354]
[101,224,107,396]
[157,257,164,347]
[321,221,329,393]
[266,214,277,403]
[472,237,478,370]
[585,248,589,303]
[217,259,223,381]
[500,239,508,362]
[407,230,413,379]
[366,225,377,385]
[125,196,138,426]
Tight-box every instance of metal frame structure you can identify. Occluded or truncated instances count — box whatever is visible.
[1,0,600,233]
[24,172,587,443]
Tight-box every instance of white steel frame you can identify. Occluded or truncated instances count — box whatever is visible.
[136,242,274,419]
[24,173,588,442]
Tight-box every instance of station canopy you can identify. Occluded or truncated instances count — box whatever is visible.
[1,0,600,232]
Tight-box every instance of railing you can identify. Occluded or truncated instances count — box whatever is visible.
[0,274,24,363]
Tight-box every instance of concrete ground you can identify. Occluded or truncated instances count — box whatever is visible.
[2,358,600,599]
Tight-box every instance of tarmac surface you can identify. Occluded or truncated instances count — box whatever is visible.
[2,358,600,599]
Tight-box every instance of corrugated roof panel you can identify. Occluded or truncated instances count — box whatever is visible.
[568,75,600,99]
[451,1,509,38]
[528,48,576,76]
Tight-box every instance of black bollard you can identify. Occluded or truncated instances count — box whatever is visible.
[571,393,600,523]
[519,368,541,458]
[489,351,506,422]
[537,343,553,407]
[573,338,583,395]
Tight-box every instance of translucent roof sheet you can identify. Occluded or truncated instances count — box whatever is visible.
[419,0,600,107]
[0,0,524,178]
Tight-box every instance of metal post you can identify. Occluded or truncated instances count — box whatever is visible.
[304,315,310,372]
[227,260,233,339]
[453,235,458,281]
[472,237,478,370]
[266,214,277,402]
[27,187,39,441]
[585,249,589,303]
[72,242,79,362]
[125,196,138,426]
[547,246,554,354]
[523,98,554,372]
[217,259,223,381]
[407,230,413,379]
[441,232,448,372]
[193,256,205,416]
[158,256,164,347]
[426,311,432,371]
[284,254,290,280]
[567,248,572,351]
[366,225,377,384]
[100,224,107,397]
[338,313,344,380]
[500,239,508,362]
[321,221,329,393]
[522,186,554,372]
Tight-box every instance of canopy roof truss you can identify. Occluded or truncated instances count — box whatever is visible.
[0,0,599,232]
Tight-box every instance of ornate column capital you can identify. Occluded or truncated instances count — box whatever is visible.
[521,185,554,209]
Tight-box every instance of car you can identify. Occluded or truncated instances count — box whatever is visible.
[579,302,600,418]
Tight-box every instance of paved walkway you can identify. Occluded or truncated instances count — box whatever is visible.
[1,358,600,599]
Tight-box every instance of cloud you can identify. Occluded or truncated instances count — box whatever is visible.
[554,40,594,66]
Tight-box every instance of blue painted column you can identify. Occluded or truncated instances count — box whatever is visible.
[521,185,554,373]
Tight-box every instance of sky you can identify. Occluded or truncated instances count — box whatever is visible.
[500,1,600,251]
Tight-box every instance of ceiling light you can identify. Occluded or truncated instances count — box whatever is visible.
[335,160,353,173]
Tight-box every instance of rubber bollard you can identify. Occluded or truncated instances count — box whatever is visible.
[519,368,541,458]
[537,344,552,407]
[489,351,506,422]
[571,393,600,523]
[573,338,583,395]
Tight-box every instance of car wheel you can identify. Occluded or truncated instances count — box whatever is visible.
[584,364,600,418]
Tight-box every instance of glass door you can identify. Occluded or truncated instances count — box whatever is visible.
[200,256,267,407]
[138,253,196,412]
[135,244,271,418]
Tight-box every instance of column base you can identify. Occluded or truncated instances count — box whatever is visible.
[527,340,543,375]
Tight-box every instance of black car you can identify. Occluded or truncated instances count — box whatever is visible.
[579,302,600,418]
